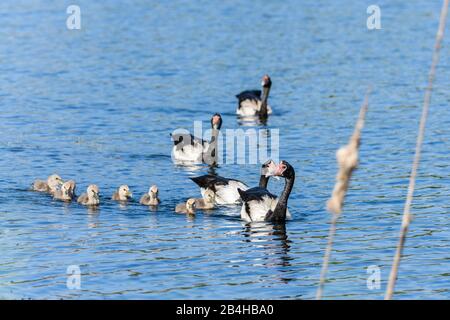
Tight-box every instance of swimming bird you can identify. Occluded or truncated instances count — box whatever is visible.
[112,185,133,201]
[236,75,273,118]
[189,159,275,205]
[77,184,100,206]
[175,198,196,215]
[53,180,76,202]
[238,160,294,222]
[32,174,63,194]
[193,189,215,210]
[171,113,222,165]
[139,185,160,206]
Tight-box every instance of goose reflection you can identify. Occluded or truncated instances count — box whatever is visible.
[237,116,268,127]
[241,221,293,282]
[87,208,100,228]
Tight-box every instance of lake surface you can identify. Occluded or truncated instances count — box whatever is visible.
[0,0,449,299]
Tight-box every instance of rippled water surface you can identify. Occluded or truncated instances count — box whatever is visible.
[1,1,449,299]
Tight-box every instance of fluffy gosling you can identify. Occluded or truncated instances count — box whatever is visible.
[54,180,76,202]
[140,185,160,206]
[77,184,100,206]
[175,198,196,215]
[112,185,132,201]
[194,189,215,210]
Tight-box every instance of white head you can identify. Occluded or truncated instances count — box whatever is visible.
[186,198,196,211]
[61,180,75,198]
[87,184,99,200]
[118,185,132,199]
[47,174,63,190]
[67,180,76,195]
[149,185,158,198]
[261,159,278,177]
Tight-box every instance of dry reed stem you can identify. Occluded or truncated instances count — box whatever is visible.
[316,90,370,300]
[385,0,449,300]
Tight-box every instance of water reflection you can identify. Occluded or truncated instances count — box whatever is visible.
[241,221,292,282]
[87,209,100,228]
[237,116,268,127]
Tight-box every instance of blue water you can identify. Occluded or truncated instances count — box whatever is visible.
[1,0,449,299]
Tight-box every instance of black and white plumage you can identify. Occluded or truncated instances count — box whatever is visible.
[238,160,294,222]
[190,174,248,205]
[236,75,273,117]
[171,113,222,165]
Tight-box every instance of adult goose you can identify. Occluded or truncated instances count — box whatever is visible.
[238,160,294,222]
[171,113,222,165]
[236,75,272,118]
[189,159,275,205]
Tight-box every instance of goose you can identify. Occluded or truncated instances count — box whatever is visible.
[112,185,133,201]
[236,75,273,117]
[32,174,63,194]
[238,160,294,222]
[77,184,100,206]
[140,185,160,206]
[175,198,196,215]
[171,113,222,165]
[53,180,76,202]
[193,189,215,210]
[189,159,275,205]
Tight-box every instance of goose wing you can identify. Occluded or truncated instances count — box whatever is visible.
[238,187,277,203]
[171,133,206,150]
[190,175,242,191]
[236,90,262,104]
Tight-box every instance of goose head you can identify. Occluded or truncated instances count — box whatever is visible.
[87,184,100,200]
[260,159,278,177]
[118,185,132,200]
[274,160,295,179]
[261,74,272,88]
[186,198,196,212]
[149,185,159,199]
[47,174,63,191]
[65,180,76,197]
[60,180,75,198]
[211,113,222,130]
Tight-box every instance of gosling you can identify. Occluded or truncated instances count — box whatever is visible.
[140,185,160,206]
[193,189,215,210]
[32,174,63,194]
[54,180,76,202]
[112,185,133,201]
[175,198,196,215]
[77,184,100,206]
